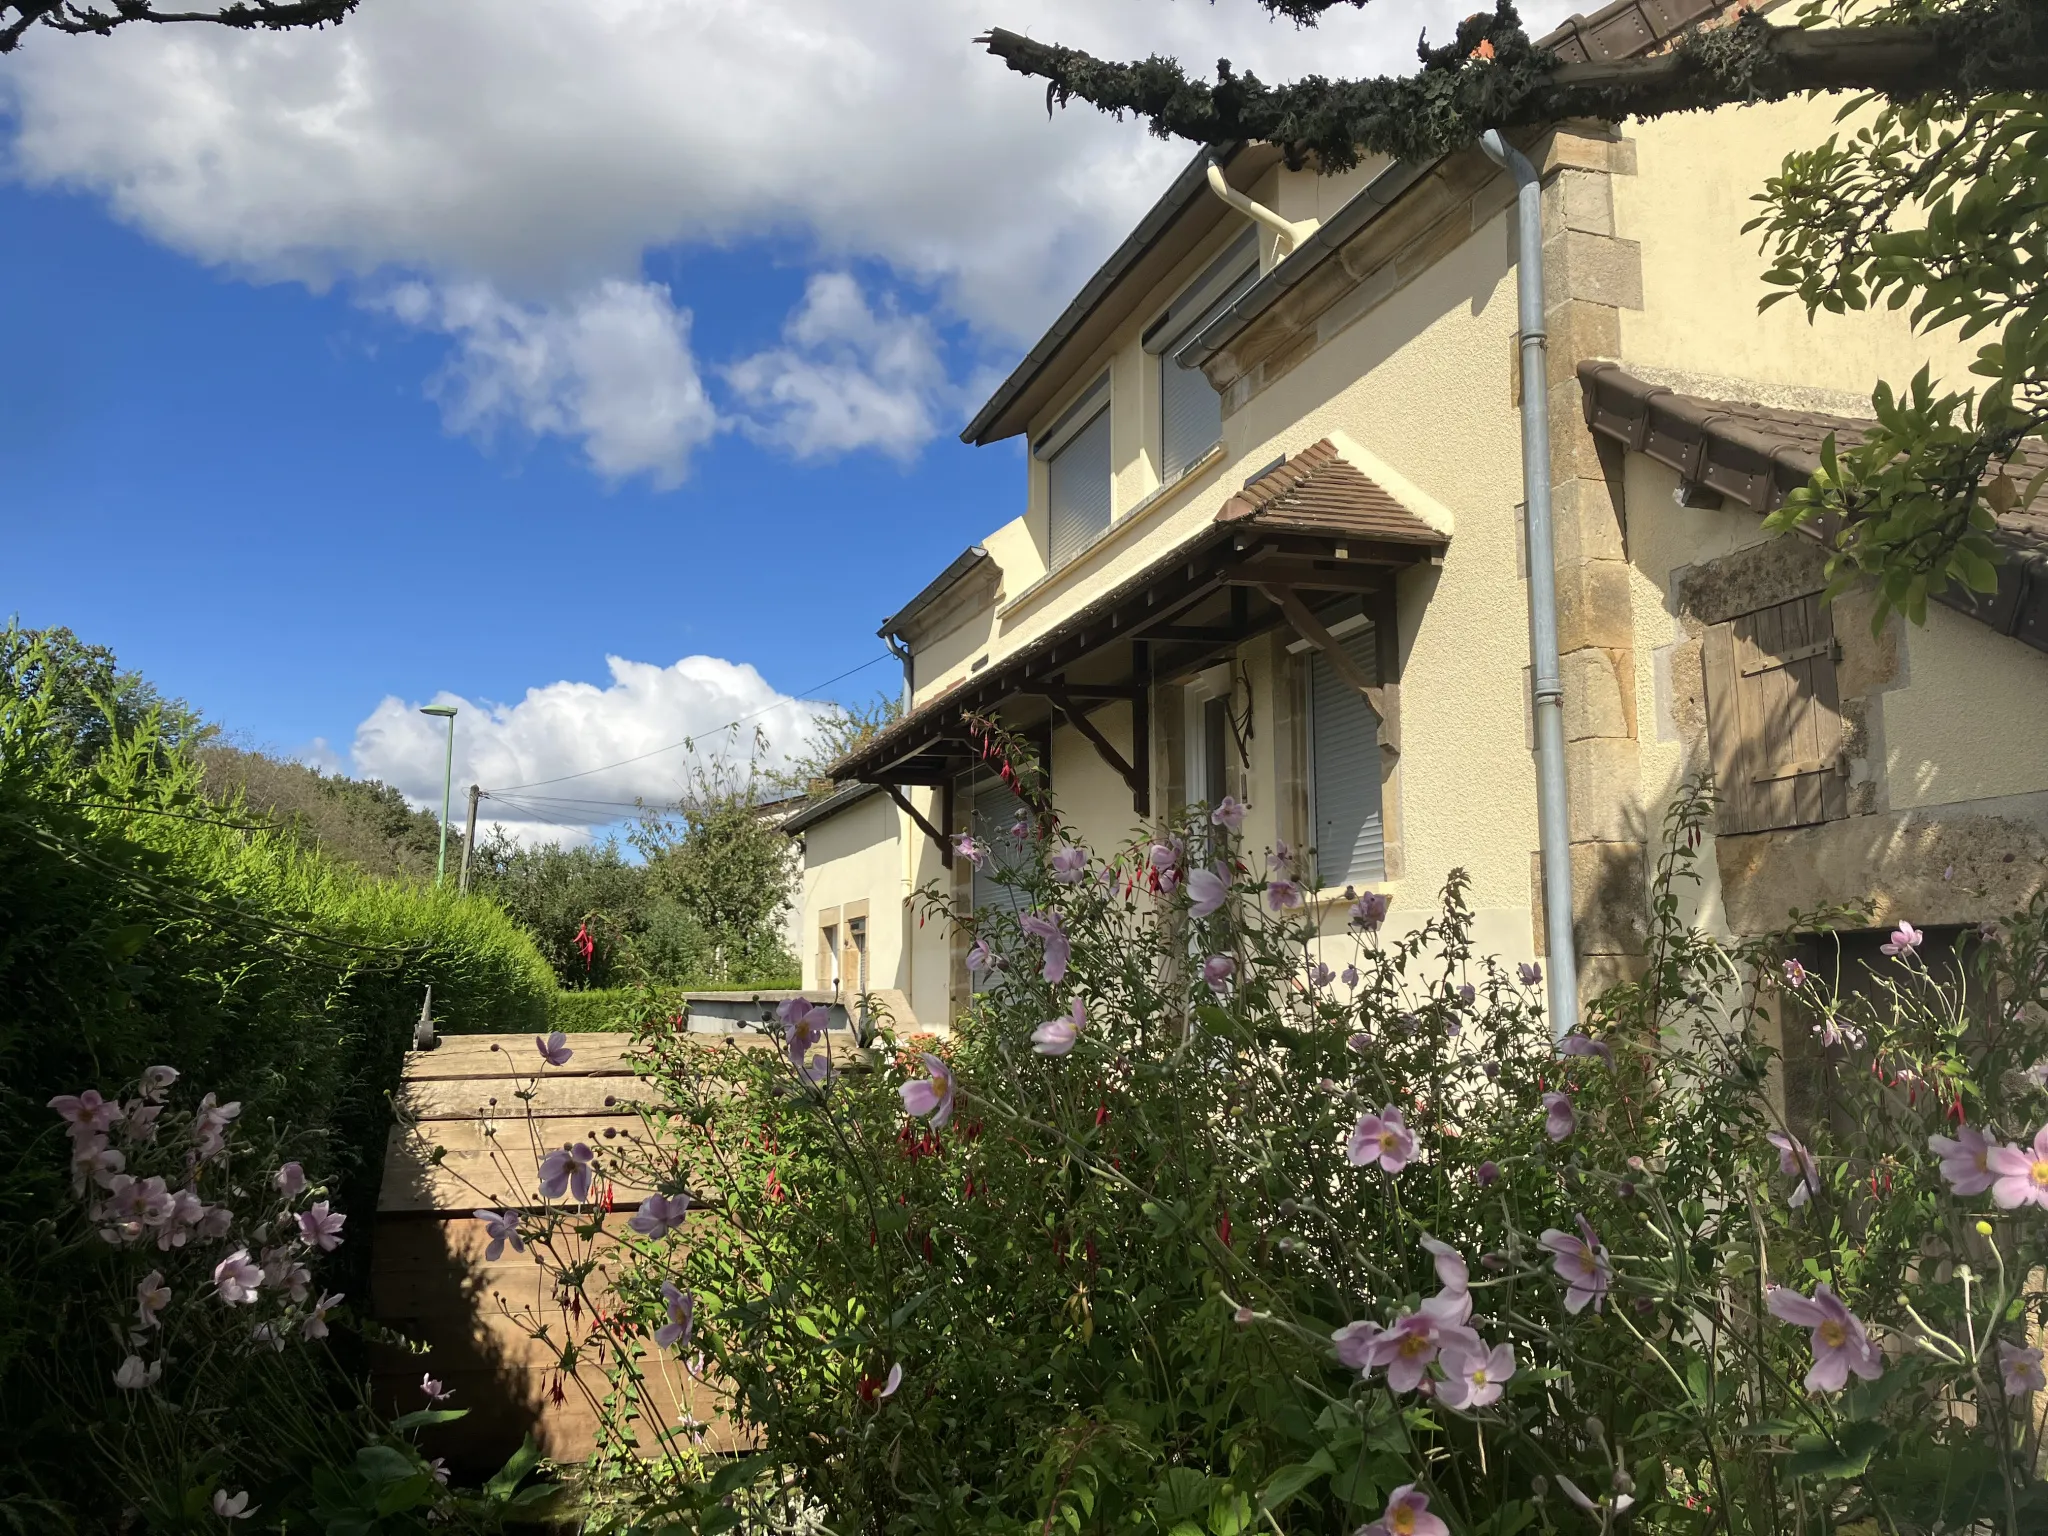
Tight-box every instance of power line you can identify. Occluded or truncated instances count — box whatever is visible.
[485,652,894,794]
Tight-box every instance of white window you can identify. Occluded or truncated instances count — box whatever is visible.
[1036,375,1112,570]
[1145,229,1257,485]
[1304,621,1385,889]
[1184,664,1238,812]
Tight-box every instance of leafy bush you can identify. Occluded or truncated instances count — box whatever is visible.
[549,987,644,1033]
[501,726,2045,1535]
[198,742,451,883]
[0,637,556,1524]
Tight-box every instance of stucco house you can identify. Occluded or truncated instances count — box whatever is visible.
[784,0,2048,1033]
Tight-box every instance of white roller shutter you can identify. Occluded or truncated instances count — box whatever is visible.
[1046,408,1112,569]
[1308,625,1385,889]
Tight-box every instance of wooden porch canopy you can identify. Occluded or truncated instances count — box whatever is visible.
[832,440,1449,842]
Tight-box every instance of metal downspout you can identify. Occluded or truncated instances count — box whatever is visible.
[882,633,914,709]
[1481,129,1579,1041]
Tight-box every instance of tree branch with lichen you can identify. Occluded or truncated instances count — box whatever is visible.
[1,0,357,54]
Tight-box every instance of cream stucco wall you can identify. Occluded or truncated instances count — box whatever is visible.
[1617,96,1982,407]
[797,792,905,994]
[1884,604,2048,810]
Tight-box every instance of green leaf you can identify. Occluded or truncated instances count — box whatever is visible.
[1155,1467,1216,1522]
[484,1434,543,1500]
[705,1453,768,1503]
[1787,1419,1888,1481]
[1258,1451,1335,1512]
[354,1444,416,1485]
[387,1407,468,1432]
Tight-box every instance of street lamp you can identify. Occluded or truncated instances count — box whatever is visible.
[420,704,459,886]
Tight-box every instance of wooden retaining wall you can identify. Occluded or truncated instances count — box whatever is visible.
[370,1032,738,1474]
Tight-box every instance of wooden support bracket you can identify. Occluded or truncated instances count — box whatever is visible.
[1043,681,1147,812]
[883,784,952,868]
[1263,584,1401,757]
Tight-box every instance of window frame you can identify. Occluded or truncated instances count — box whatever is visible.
[1034,373,1113,571]
[1295,612,1387,891]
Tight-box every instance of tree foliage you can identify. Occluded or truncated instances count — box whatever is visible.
[981,0,2048,626]
[768,691,904,800]
[1,0,355,54]
[198,743,452,883]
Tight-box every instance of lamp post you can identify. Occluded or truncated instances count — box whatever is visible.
[420,704,459,886]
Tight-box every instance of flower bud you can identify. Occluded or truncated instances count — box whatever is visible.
[1975,1220,1994,1237]
[1531,1477,1548,1497]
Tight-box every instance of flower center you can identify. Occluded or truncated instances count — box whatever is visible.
[1391,1509,1417,1536]
[1379,1132,1402,1153]
[1471,1368,1489,1385]
[2031,1158,2048,1189]
[1819,1319,1846,1348]
[1399,1333,1432,1359]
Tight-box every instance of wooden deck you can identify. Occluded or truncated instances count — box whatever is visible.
[370,1031,755,1473]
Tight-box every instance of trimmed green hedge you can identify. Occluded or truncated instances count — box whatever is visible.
[0,668,556,1519]
[547,987,643,1034]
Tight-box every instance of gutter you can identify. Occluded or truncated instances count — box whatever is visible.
[1481,129,1578,1041]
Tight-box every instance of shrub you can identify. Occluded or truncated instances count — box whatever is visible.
[549,987,644,1033]
[500,725,2045,1535]
[0,640,555,1524]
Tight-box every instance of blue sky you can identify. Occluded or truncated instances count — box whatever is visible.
[0,0,1558,839]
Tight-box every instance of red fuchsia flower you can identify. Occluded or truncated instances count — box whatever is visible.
[654,1281,696,1350]
[1783,957,1808,988]
[1202,955,1235,990]
[630,1192,692,1239]
[1359,1484,1448,1536]
[297,1201,346,1252]
[113,1355,161,1391]
[952,834,988,868]
[1559,1034,1612,1065]
[574,920,595,971]
[1517,962,1542,987]
[49,1089,122,1141]
[1989,1127,2048,1210]
[1766,1282,1883,1392]
[1366,1292,1482,1393]
[1187,867,1228,919]
[1767,1132,1822,1208]
[474,1209,525,1261]
[1266,878,1303,911]
[1930,1127,1996,1195]
[135,1270,171,1330]
[899,1053,957,1127]
[1349,891,1391,931]
[1332,1320,1383,1371]
[274,1162,307,1199]
[1018,911,1071,985]
[421,1374,453,1404]
[1880,920,1923,958]
[2000,1340,2046,1396]
[540,1143,597,1202]
[1050,845,1088,883]
[212,1249,263,1306]
[1031,998,1085,1057]
[1542,1092,1577,1142]
[1538,1219,1612,1314]
[1346,1107,1417,1174]
[1211,795,1247,830]
[1438,1339,1516,1409]
[303,1291,343,1341]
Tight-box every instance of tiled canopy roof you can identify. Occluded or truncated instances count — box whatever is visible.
[1219,439,1445,545]
[832,441,1445,786]
[1579,360,2048,655]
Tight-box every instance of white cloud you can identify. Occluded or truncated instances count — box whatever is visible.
[350,653,835,843]
[727,272,950,461]
[0,0,1585,478]
[379,276,718,486]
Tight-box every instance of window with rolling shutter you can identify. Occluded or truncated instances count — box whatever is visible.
[1147,231,1255,486]
[1308,625,1385,888]
[970,778,1029,918]
[1042,393,1112,570]
[1700,591,1848,835]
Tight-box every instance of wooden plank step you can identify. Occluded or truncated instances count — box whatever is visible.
[399,1075,658,1121]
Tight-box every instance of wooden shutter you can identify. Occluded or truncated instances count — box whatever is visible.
[1308,625,1386,888]
[1701,592,1848,835]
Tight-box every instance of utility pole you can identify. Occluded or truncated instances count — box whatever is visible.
[458,785,481,894]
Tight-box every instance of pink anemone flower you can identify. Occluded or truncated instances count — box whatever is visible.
[1879,920,1923,957]
[654,1281,696,1351]
[474,1209,525,1262]
[297,1201,346,1252]
[1364,1294,1481,1394]
[1438,1339,1516,1409]
[1929,1126,1995,1196]
[1018,911,1071,985]
[1542,1092,1576,1142]
[1766,1281,1883,1393]
[1359,1485,1448,1536]
[1988,1127,2048,1210]
[1538,1218,1612,1314]
[629,1192,692,1240]
[1999,1340,2046,1396]
[1345,1107,1416,1174]
[534,1031,574,1067]
[899,1053,957,1127]
[1031,998,1085,1057]
[539,1143,597,1202]
[1187,867,1228,919]
[1767,1131,1822,1208]
[1210,796,1247,830]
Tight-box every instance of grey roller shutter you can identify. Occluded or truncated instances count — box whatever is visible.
[1308,625,1385,888]
[971,779,1029,917]
[1161,349,1222,484]
[1047,408,1112,569]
